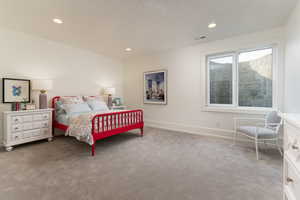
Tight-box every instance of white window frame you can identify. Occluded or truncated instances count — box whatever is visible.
[205,45,278,114]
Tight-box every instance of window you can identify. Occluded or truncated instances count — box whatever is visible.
[208,55,233,105]
[207,47,274,110]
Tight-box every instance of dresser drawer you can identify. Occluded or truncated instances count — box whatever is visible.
[11,115,34,124]
[22,123,33,131]
[22,130,34,138]
[285,123,300,160]
[11,116,22,124]
[40,121,49,128]
[11,133,22,141]
[11,122,43,132]
[11,129,48,141]
[22,115,33,122]
[285,159,300,200]
[26,129,42,137]
[284,186,297,200]
[11,124,22,132]
[32,121,49,129]
[33,114,49,121]
[41,114,49,120]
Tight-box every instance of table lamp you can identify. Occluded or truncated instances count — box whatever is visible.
[32,79,53,109]
[104,87,115,108]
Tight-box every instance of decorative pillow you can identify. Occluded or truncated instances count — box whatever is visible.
[87,100,109,111]
[83,96,105,102]
[60,96,84,105]
[55,101,65,115]
[62,103,92,114]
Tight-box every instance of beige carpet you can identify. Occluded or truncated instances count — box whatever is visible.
[0,127,282,200]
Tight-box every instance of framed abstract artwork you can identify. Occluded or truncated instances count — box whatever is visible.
[144,70,167,105]
[2,78,31,103]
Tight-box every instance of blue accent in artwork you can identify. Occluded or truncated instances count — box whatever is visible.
[145,72,164,82]
[12,86,22,96]
[148,79,152,89]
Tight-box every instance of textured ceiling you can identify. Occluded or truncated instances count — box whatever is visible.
[0,0,297,59]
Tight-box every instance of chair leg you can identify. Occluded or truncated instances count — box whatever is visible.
[276,139,283,156]
[255,138,259,160]
[140,127,144,137]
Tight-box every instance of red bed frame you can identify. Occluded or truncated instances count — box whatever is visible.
[52,96,144,156]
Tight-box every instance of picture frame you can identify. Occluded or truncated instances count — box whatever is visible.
[112,97,122,106]
[144,70,167,105]
[2,78,31,103]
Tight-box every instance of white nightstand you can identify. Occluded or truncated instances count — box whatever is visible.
[110,105,127,110]
[2,108,53,151]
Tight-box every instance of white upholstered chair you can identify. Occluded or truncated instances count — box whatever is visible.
[234,111,282,160]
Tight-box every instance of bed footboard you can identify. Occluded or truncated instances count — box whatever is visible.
[91,109,144,156]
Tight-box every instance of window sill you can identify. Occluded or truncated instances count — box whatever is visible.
[202,106,274,115]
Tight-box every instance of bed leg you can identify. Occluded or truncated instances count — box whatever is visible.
[140,127,144,137]
[91,144,95,156]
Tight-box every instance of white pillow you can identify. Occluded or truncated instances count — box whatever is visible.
[87,100,109,111]
[60,96,84,105]
[62,103,91,114]
[83,96,105,102]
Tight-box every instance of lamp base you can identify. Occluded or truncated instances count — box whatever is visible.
[107,95,113,108]
[39,93,48,109]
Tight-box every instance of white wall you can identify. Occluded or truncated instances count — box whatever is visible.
[0,28,123,143]
[124,28,285,138]
[0,24,288,144]
[285,1,300,112]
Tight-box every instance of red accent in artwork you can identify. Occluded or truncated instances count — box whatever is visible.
[51,96,144,156]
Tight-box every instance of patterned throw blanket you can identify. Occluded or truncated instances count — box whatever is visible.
[66,110,125,145]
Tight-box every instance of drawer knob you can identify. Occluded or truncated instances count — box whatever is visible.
[287,177,294,183]
[292,145,299,150]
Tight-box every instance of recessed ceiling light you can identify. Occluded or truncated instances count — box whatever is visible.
[125,48,132,52]
[195,36,207,40]
[53,18,63,24]
[208,22,216,29]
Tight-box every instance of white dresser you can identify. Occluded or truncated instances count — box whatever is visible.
[283,114,300,200]
[2,109,53,151]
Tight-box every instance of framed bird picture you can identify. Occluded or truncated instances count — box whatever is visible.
[2,78,31,103]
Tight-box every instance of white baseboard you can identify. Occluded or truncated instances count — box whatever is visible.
[145,119,283,145]
[145,119,235,140]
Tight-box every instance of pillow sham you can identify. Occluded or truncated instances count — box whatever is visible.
[83,96,105,102]
[60,96,84,105]
[62,103,92,114]
[55,101,65,115]
[87,100,109,111]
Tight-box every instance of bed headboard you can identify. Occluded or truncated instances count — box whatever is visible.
[51,96,61,110]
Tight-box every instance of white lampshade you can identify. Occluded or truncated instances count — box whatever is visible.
[32,79,53,91]
[104,87,116,95]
